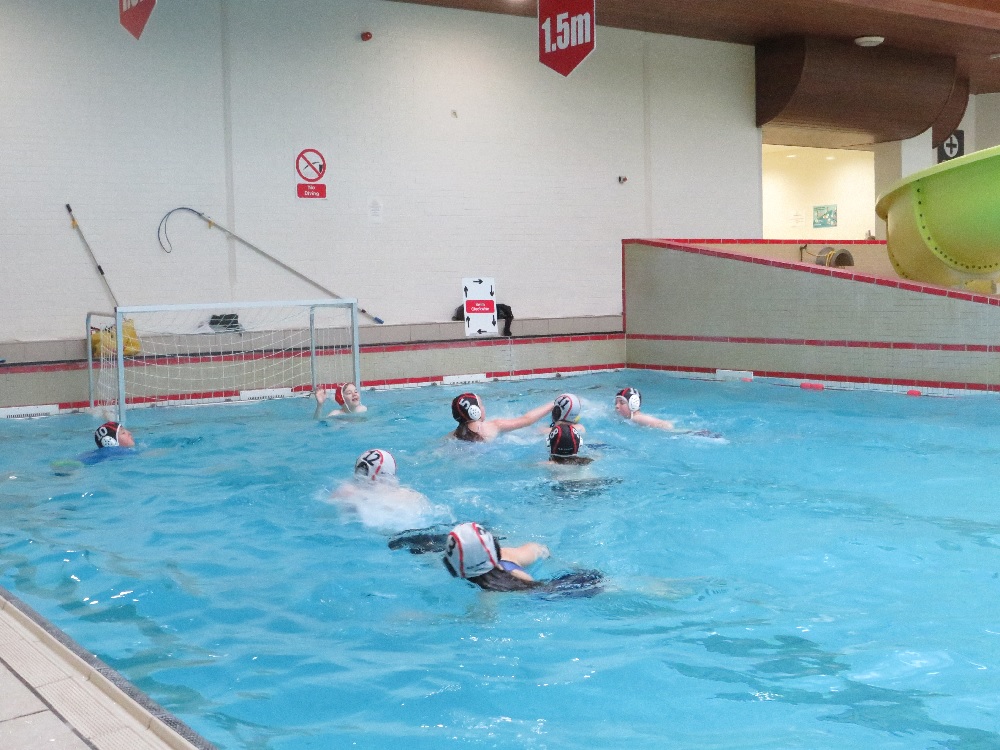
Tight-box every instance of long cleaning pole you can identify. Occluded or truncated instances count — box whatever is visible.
[158,207,385,324]
[67,204,119,307]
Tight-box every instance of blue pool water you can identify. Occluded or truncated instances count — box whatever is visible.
[2,372,1000,749]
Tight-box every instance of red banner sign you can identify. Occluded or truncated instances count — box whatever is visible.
[538,0,595,77]
[466,300,496,315]
[120,0,156,40]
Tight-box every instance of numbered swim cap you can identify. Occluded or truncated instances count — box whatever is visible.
[451,393,483,423]
[94,421,121,448]
[551,393,582,424]
[443,522,498,579]
[548,422,582,457]
[354,449,397,480]
[616,387,641,413]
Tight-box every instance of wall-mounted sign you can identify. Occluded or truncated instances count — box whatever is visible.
[538,0,596,77]
[462,277,498,337]
[296,148,327,199]
[120,0,156,40]
[937,130,964,163]
[813,205,837,228]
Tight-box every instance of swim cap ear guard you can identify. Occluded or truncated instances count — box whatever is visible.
[617,388,641,413]
[94,421,120,448]
[451,393,482,423]
[443,522,498,579]
[548,423,582,456]
[551,393,581,424]
[354,449,397,480]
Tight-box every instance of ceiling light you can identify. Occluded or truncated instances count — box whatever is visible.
[854,36,885,48]
[990,53,1000,61]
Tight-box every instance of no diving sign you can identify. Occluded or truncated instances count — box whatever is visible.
[296,148,327,199]
[462,277,498,337]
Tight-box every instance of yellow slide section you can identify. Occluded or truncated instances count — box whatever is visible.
[876,144,1000,292]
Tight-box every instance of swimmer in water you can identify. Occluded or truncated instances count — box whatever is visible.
[95,421,135,448]
[614,387,677,430]
[54,421,137,471]
[314,383,367,419]
[451,392,552,442]
[547,422,593,466]
[441,522,602,596]
[330,449,435,527]
[550,392,586,435]
[614,388,721,438]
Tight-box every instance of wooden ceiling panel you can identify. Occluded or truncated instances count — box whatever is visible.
[391,0,1000,93]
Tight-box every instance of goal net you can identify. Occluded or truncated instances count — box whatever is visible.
[87,299,360,422]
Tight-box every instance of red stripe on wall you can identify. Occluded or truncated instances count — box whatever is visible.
[629,333,1000,352]
[1,333,627,376]
[630,363,1000,392]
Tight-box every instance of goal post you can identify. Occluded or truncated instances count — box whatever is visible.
[87,299,360,423]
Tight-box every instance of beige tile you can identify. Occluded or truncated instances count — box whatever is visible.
[0,664,46,722]
[0,711,91,750]
[38,677,142,742]
[0,633,71,687]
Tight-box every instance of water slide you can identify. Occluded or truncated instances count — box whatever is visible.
[875,144,1000,292]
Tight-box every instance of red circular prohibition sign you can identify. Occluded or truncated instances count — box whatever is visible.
[296,149,326,182]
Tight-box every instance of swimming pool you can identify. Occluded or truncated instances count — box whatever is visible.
[1,372,999,749]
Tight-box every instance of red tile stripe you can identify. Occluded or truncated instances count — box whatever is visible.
[628,333,1000,352]
[631,363,1000,391]
[621,239,999,306]
[360,333,624,356]
[1,334,626,376]
[641,238,886,245]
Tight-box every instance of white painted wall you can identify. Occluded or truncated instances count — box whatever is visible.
[0,0,763,343]
[762,146,876,240]
[974,93,1000,150]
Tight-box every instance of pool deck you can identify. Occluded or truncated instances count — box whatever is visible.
[0,586,214,750]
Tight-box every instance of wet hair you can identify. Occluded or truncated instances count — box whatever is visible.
[453,421,484,442]
[549,454,594,466]
[451,393,482,423]
[467,567,541,592]
[94,421,121,448]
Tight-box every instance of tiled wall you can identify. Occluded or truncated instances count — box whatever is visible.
[674,239,895,278]
[623,240,1000,392]
[0,316,624,412]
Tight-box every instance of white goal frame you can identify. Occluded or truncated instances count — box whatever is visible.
[86,299,360,423]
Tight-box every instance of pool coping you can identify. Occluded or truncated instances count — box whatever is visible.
[0,584,216,750]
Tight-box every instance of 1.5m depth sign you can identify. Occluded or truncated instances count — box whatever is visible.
[538,0,595,77]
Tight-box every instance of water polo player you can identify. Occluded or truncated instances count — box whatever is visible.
[330,449,436,529]
[547,422,592,465]
[441,522,602,596]
[94,421,135,449]
[314,383,367,419]
[615,387,721,437]
[614,387,677,430]
[450,392,552,442]
[551,392,586,434]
